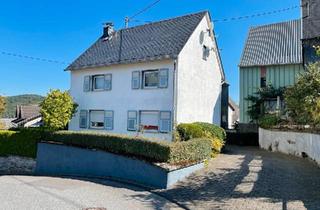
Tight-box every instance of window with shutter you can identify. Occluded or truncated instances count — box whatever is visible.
[159,111,171,133]
[104,74,112,91]
[132,71,140,89]
[93,75,105,91]
[83,76,91,92]
[104,110,114,130]
[127,111,137,131]
[79,110,88,128]
[89,110,105,129]
[158,68,168,88]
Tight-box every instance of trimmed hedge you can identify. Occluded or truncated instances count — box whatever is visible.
[45,131,211,164]
[0,129,43,158]
[194,122,226,141]
[176,123,205,141]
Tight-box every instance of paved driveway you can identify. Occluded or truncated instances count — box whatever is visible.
[1,146,320,210]
[0,176,181,210]
[149,146,320,210]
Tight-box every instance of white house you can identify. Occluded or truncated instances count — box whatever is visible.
[67,11,226,141]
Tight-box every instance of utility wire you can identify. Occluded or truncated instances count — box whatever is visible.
[213,5,299,22]
[129,0,161,20]
[0,51,69,65]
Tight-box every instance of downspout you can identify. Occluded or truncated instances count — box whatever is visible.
[172,58,178,140]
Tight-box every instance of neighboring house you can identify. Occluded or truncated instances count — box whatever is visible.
[301,0,320,65]
[0,118,15,130]
[67,11,226,141]
[239,20,304,123]
[228,98,239,129]
[12,105,42,127]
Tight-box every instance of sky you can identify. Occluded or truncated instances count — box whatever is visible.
[0,0,301,103]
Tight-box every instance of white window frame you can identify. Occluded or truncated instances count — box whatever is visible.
[93,75,105,91]
[89,110,105,129]
[143,70,159,89]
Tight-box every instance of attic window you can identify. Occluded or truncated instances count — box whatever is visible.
[203,45,210,60]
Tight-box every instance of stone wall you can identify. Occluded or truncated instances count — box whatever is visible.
[259,128,320,165]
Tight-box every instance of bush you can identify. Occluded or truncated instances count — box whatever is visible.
[45,131,211,164]
[194,122,226,141]
[176,123,205,141]
[169,138,212,164]
[285,62,320,126]
[0,129,44,158]
[258,114,280,129]
[176,122,226,156]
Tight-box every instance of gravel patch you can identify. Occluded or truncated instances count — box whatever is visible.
[0,156,36,175]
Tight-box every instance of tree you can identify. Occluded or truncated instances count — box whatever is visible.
[246,85,285,122]
[0,95,5,116]
[40,90,77,130]
[285,62,320,126]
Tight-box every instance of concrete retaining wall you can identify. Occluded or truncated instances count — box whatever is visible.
[259,128,320,165]
[35,143,204,189]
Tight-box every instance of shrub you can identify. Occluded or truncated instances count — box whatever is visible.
[40,89,78,130]
[0,129,44,158]
[258,114,280,129]
[169,138,211,164]
[45,131,211,164]
[176,122,226,157]
[285,62,320,126]
[176,123,205,141]
[194,122,226,141]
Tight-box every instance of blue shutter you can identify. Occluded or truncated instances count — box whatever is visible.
[83,76,91,92]
[104,74,112,91]
[104,110,114,130]
[159,111,171,133]
[158,69,169,88]
[132,71,140,89]
[127,111,137,131]
[79,110,88,128]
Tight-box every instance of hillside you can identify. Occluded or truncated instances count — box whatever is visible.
[1,94,44,118]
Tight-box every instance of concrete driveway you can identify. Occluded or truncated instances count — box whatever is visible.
[0,175,181,210]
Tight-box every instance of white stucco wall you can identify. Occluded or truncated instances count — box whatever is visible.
[259,128,320,166]
[69,60,174,141]
[176,15,223,125]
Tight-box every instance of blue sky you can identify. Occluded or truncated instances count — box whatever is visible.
[0,0,300,103]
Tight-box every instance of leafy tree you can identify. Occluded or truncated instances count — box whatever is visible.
[246,85,285,122]
[40,90,77,130]
[0,95,5,116]
[285,62,320,126]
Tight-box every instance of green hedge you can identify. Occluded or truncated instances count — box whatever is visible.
[0,129,43,158]
[194,122,226,141]
[45,131,211,164]
[176,123,205,141]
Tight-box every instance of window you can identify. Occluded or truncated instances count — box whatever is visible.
[159,111,171,133]
[143,70,159,88]
[79,110,88,128]
[90,110,104,129]
[140,111,159,132]
[260,67,267,88]
[203,45,210,60]
[93,75,105,91]
[104,111,114,130]
[132,71,140,89]
[127,111,137,131]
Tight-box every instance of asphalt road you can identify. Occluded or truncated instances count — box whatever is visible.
[0,175,181,210]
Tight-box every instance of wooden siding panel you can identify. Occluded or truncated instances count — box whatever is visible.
[240,64,304,123]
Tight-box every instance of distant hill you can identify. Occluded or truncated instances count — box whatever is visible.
[1,94,45,118]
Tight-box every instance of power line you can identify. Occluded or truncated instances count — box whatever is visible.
[125,0,161,28]
[213,5,299,23]
[0,50,69,65]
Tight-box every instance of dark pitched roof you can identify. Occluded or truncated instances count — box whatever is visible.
[12,105,41,125]
[66,11,208,71]
[239,20,302,67]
